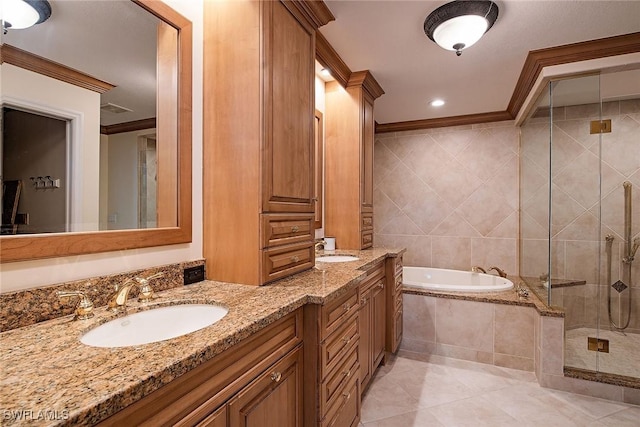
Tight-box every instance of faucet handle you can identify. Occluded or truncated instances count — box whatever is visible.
[57,289,94,320]
[134,272,163,302]
[488,266,507,278]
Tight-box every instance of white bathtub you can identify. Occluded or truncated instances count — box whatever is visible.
[403,267,514,292]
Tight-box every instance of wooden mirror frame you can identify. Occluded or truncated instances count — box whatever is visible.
[0,0,192,263]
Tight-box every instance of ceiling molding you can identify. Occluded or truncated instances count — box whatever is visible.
[375,110,513,133]
[376,32,640,133]
[100,118,156,135]
[507,32,640,118]
[0,44,115,94]
[287,0,335,29]
[316,32,352,88]
[348,70,385,100]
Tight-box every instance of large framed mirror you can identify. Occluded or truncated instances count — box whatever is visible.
[0,0,192,262]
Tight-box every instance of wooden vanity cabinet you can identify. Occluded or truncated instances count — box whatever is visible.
[304,286,361,427]
[357,262,386,393]
[385,255,404,354]
[325,71,384,250]
[98,310,303,427]
[203,0,333,285]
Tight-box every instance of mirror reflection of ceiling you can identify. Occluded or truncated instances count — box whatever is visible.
[3,0,159,126]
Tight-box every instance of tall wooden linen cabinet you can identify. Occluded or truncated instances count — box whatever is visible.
[325,72,384,250]
[203,1,333,286]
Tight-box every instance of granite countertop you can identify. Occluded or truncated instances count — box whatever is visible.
[402,276,564,317]
[0,248,403,426]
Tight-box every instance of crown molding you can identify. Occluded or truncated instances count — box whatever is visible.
[376,32,640,133]
[316,31,352,88]
[375,110,512,133]
[100,118,156,135]
[0,44,115,94]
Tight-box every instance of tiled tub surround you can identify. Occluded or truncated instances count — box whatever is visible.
[374,121,519,276]
[402,285,640,405]
[0,259,205,332]
[0,248,403,426]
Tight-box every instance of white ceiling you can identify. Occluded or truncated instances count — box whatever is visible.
[320,0,640,125]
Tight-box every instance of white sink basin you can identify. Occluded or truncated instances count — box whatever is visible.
[316,255,359,263]
[81,304,228,348]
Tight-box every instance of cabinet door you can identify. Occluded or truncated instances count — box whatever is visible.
[197,406,227,427]
[262,0,315,213]
[371,280,386,368]
[358,290,372,389]
[228,346,303,427]
[360,96,374,212]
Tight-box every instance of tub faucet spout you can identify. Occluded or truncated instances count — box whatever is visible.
[489,266,507,278]
[471,266,486,274]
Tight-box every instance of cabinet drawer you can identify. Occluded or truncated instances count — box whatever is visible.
[261,213,314,248]
[359,263,385,294]
[321,375,360,427]
[393,307,403,350]
[262,242,314,284]
[321,287,359,339]
[321,315,359,381]
[361,213,373,231]
[394,256,403,275]
[393,291,403,313]
[394,273,403,295]
[361,231,373,249]
[320,344,358,418]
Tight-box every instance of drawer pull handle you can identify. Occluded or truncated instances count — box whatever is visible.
[378,281,384,289]
[271,372,282,383]
[290,256,300,263]
[341,336,351,345]
[343,392,351,400]
[360,297,367,305]
[342,370,351,378]
[342,303,350,312]
[291,226,299,232]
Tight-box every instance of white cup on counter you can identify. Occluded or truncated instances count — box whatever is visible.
[324,237,336,251]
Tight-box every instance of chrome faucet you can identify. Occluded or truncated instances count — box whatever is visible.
[488,266,507,278]
[471,266,486,274]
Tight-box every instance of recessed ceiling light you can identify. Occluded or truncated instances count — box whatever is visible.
[431,99,445,107]
[321,68,331,77]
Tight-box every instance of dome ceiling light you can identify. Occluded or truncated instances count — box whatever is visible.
[424,0,499,57]
[2,0,52,33]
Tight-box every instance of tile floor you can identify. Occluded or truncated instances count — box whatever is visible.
[565,327,640,379]
[359,351,640,426]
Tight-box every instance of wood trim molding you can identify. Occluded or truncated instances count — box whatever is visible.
[315,32,352,88]
[507,32,640,118]
[347,70,385,100]
[375,110,513,133]
[288,0,335,29]
[0,44,115,94]
[100,118,157,135]
[376,32,640,134]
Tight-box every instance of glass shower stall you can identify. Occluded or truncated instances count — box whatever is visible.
[520,70,640,383]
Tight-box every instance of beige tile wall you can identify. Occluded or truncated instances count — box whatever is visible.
[374,121,519,275]
[520,99,640,333]
[402,294,536,371]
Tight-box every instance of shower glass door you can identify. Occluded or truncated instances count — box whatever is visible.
[546,71,640,382]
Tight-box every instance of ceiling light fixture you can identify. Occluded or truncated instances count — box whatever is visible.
[424,0,498,57]
[2,0,52,33]
[320,68,331,77]
[431,99,445,107]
